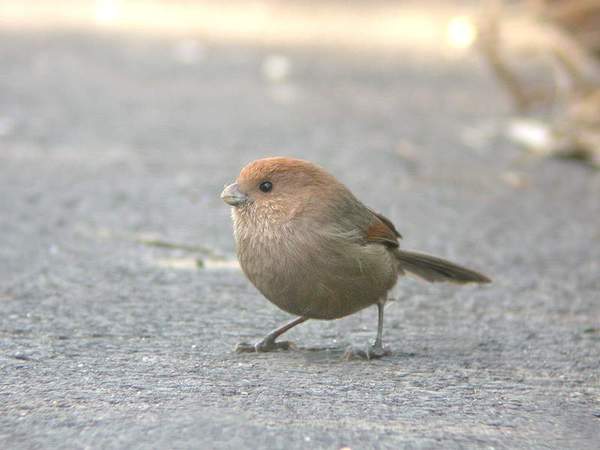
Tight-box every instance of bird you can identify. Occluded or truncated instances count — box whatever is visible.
[221,157,490,359]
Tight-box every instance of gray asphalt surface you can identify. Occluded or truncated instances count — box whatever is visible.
[0,29,599,450]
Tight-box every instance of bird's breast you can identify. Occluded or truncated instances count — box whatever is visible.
[233,217,399,320]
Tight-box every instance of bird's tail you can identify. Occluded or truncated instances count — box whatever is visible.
[395,250,491,284]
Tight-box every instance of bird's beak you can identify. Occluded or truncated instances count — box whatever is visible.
[221,183,248,207]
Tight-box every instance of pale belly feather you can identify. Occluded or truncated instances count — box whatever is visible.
[237,228,399,320]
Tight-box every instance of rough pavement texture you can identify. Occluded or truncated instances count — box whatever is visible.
[0,30,599,449]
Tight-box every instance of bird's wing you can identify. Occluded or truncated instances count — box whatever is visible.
[365,209,402,248]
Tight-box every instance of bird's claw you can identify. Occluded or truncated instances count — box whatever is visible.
[235,340,296,353]
[343,344,391,361]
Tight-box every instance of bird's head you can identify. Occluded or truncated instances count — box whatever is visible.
[221,157,341,223]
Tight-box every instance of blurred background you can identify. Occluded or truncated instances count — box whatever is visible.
[2,0,598,268]
[1,1,599,448]
[2,0,599,269]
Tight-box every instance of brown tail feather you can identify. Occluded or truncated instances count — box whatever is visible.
[395,250,491,284]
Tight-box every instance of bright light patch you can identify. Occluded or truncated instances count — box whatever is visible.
[447,16,477,50]
[154,257,240,271]
[95,0,121,25]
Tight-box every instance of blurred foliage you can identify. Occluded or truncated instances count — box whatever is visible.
[478,0,600,168]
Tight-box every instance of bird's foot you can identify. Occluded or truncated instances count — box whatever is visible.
[235,339,296,353]
[343,343,391,361]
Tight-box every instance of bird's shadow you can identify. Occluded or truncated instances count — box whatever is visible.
[235,344,418,364]
[306,345,418,363]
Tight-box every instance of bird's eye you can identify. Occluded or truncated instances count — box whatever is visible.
[259,181,273,193]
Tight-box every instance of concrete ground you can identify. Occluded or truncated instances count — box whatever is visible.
[0,21,599,450]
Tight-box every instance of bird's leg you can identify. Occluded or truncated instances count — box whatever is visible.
[236,316,308,353]
[370,299,390,357]
[344,298,391,360]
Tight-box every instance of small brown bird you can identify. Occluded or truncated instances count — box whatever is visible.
[221,157,490,358]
